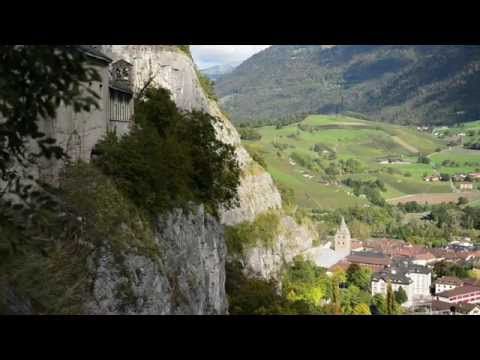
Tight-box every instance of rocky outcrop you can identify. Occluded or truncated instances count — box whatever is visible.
[85,205,227,315]
[242,216,317,280]
[108,45,315,280]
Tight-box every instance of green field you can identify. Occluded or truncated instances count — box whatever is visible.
[244,115,480,209]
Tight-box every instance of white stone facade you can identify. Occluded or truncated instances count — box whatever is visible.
[406,271,431,299]
[371,278,415,307]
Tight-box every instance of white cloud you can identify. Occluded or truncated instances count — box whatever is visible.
[191,45,271,69]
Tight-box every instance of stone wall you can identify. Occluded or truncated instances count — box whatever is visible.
[38,58,111,184]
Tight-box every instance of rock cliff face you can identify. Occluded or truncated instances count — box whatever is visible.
[108,45,316,281]
[109,45,282,223]
[1,46,315,315]
[242,216,317,280]
[86,205,227,315]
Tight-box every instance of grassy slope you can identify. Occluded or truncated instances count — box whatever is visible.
[244,115,480,209]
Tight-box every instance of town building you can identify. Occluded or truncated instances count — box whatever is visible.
[334,217,351,254]
[304,217,352,269]
[435,276,465,294]
[424,175,440,182]
[436,285,480,304]
[468,173,480,181]
[351,240,364,252]
[371,270,414,307]
[452,174,467,182]
[371,261,432,307]
[459,182,474,191]
[396,261,432,299]
[431,300,480,315]
[412,252,437,266]
[346,251,391,272]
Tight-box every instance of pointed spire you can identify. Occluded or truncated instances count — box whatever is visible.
[339,217,350,236]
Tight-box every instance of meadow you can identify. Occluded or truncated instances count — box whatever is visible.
[244,115,480,209]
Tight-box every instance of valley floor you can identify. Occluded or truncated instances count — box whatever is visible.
[243,115,480,210]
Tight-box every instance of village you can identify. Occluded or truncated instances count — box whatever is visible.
[303,218,480,315]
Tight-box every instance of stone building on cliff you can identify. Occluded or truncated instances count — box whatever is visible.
[39,45,134,183]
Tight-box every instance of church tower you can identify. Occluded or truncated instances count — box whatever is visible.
[334,217,351,254]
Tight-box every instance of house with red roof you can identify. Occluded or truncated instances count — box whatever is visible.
[436,285,480,304]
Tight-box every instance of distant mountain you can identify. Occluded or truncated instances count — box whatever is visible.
[215,45,480,126]
[200,61,242,81]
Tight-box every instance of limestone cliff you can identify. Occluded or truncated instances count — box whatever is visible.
[241,216,317,280]
[2,205,227,315]
[1,46,315,315]
[86,205,227,315]
[108,45,317,280]
[109,45,282,225]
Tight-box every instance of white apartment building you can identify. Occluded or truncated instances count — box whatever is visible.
[371,262,432,307]
[435,276,465,295]
[371,270,415,307]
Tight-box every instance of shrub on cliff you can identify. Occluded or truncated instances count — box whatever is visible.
[225,211,281,256]
[0,162,158,314]
[95,87,240,217]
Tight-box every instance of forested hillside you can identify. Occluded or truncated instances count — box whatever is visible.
[216,45,480,126]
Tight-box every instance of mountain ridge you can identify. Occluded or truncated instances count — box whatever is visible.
[216,45,480,126]
[200,61,242,81]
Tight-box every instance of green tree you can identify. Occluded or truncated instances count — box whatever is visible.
[417,154,431,164]
[349,220,371,240]
[394,286,408,305]
[386,280,396,315]
[95,87,240,216]
[352,303,371,315]
[282,257,329,309]
[440,173,451,181]
[371,294,387,314]
[331,276,342,314]
[346,264,372,291]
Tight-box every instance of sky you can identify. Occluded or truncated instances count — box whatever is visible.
[190,45,271,69]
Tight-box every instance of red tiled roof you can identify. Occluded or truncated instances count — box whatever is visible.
[464,279,480,287]
[432,300,454,311]
[414,252,436,260]
[435,276,464,286]
[432,300,479,314]
[436,285,480,298]
[347,253,391,266]
[351,241,363,249]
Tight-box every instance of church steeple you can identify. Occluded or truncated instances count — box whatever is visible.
[334,217,351,254]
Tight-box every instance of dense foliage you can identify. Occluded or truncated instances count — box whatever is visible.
[313,200,480,249]
[226,256,408,315]
[225,211,281,256]
[239,127,262,141]
[216,45,480,126]
[433,261,474,279]
[94,87,240,217]
[1,162,158,313]
[0,46,101,219]
[342,178,387,207]
[196,69,218,101]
